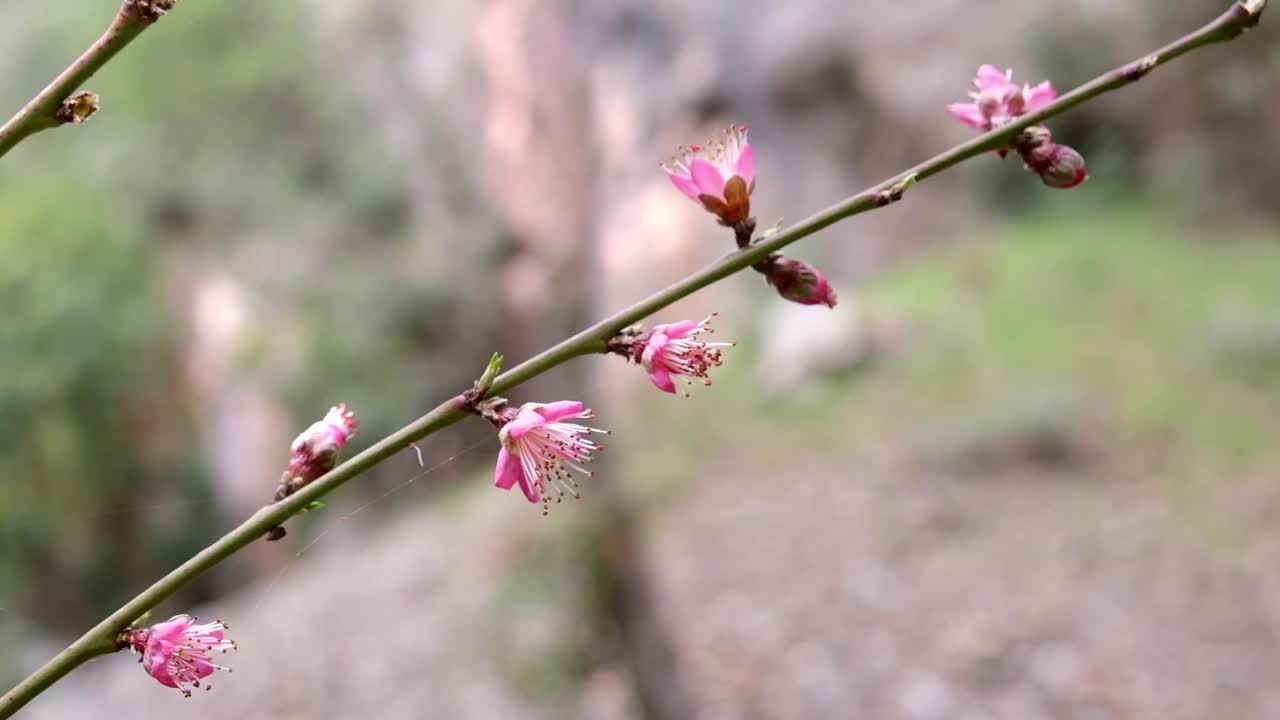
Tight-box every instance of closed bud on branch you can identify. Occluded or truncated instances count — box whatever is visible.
[265,404,358,540]
[1016,126,1088,189]
[758,255,839,308]
[54,92,99,125]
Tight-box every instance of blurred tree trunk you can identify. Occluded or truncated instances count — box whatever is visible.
[474,2,698,717]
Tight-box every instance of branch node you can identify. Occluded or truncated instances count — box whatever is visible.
[1121,54,1159,82]
[461,353,506,414]
[605,325,646,360]
[53,92,100,125]
[125,0,178,23]
[874,173,919,207]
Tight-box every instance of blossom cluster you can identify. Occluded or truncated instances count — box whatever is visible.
[122,62,1089,700]
[948,65,1087,188]
[946,65,1058,134]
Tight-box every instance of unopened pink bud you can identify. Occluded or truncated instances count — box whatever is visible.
[281,404,357,493]
[267,404,358,539]
[125,614,236,697]
[1017,128,1088,189]
[762,256,839,308]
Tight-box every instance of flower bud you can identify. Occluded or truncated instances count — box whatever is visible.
[761,256,839,308]
[266,404,358,540]
[1021,141,1088,189]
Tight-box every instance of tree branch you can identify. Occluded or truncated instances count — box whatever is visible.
[0,1,177,159]
[0,1,1266,715]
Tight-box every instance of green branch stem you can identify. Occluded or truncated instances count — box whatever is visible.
[0,1,1266,716]
[0,1,176,159]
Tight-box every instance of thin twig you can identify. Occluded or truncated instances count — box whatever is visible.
[0,1,177,159]
[0,1,1266,716]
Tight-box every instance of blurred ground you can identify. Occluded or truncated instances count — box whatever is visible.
[20,208,1280,719]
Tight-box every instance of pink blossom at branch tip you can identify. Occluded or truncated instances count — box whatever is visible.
[493,401,607,514]
[662,124,755,226]
[762,256,839,308]
[125,614,236,697]
[947,65,1058,133]
[637,314,733,395]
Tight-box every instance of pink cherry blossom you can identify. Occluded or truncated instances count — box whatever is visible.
[493,401,606,513]
[636,315,733,395]
[126,614,236,697]
[947,65,1058,132]
[662,124,756,226]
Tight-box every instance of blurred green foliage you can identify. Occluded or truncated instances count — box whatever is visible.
[0,2,434,676]
[632,205,1280,566]
[1026,0,1280,219]
[0,178,213,653]
[0,4,508,683]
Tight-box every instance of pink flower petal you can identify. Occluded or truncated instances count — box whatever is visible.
[147,617,192,644]
[151,667,180,688]
[505,409,548,439]
[689,158,726,200]
[734,143,755,186]
[1023,81,1058,112]
[517,470,542,503]
[648,366,677,394]
[947,103,987,129]
[494,445,522,490]
[533,400,586,422]
[640,335,665,370]
[975,65,1012,91]
[659,320,699,339]
[665,169,702,201]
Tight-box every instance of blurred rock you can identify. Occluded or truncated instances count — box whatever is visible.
[756,292,898,394]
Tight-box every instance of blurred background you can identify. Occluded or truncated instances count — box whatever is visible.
[3,1,1280,718]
